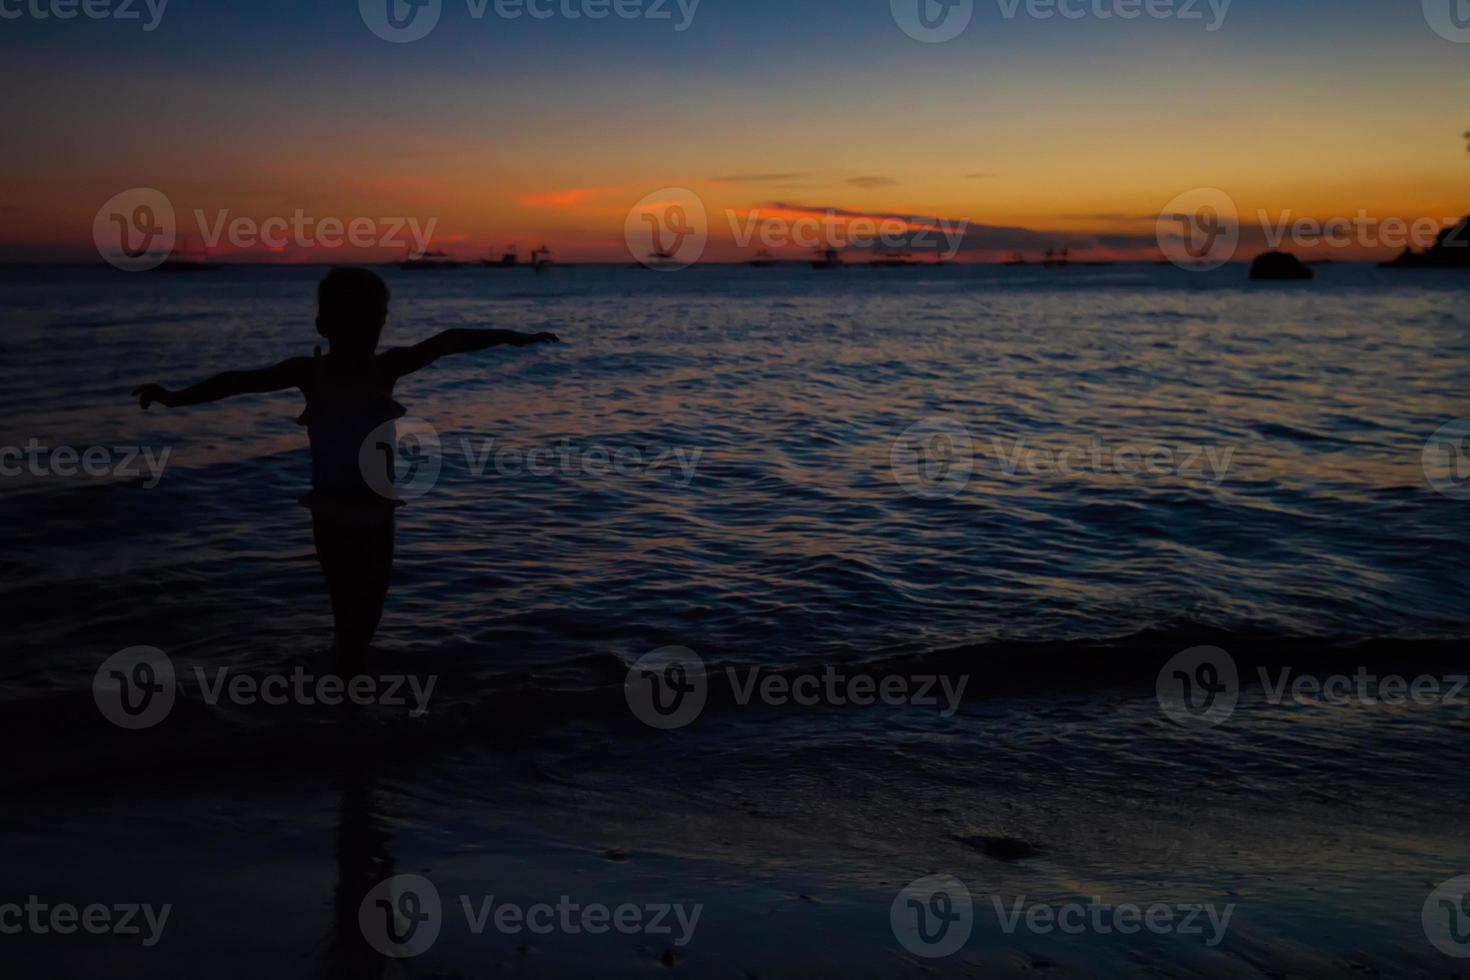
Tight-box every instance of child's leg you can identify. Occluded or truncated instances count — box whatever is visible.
[312,511,396,669]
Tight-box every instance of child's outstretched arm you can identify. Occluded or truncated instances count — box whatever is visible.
[133,357,311,409]
[381,329,559,380]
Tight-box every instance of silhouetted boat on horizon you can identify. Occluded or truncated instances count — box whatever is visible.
[530,244,554,272]
[869,251,916,268]
[749,249,776,268]
[482,244,520,268]
[811,248,844,270]
[401,250,465,271]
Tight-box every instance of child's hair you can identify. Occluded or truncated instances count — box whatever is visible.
[316,267,390,353]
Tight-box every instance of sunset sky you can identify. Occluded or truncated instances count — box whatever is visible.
[3,0,1466,262]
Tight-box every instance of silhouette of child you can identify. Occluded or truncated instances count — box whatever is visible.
[134,267,558,666]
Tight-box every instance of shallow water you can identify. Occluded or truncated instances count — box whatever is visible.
[2,262,1468,976]
[2,263,1467,689]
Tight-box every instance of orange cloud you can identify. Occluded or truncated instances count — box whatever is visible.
[520,189,596,208]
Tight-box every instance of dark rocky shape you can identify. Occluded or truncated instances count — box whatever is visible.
[954,834,1042,861]
[1249,250,1314,280]
[1379,217,1470,268]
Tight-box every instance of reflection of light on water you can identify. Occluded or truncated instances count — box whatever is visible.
[3,263,1467,675]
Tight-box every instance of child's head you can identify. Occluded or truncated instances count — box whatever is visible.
[316,267,390,354]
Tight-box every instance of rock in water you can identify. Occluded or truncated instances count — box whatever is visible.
[1249,251,1314,281]
[954,834,1042,861]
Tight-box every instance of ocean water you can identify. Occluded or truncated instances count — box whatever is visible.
[2,262,1469,976]
[3,263,1466,675]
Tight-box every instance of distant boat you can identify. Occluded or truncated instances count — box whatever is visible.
[869,251,916,268]
[155,237,220,272]
[749,249,777,268]
[1041,247,1071,268]
[1003,252,1028,266]
[530,244,554,272]
[482,244,519,268]
[401,250,464,271]
[811,248,845,270]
